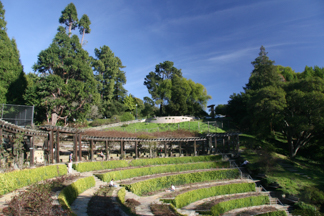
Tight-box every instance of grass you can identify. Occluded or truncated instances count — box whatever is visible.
[238,134,324,196]
[103,121,225,134]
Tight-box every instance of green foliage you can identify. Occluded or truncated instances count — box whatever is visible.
[117,187,126,204]
[72,160,129,172]
[0,2,25,104]
[293,201,323,215]
[257,210,287,216]
[58,176,95,212]
[0,164,67,195]
[129,155,222,166]
[120,112,135,122]
[210,195,269,216]
[169,182,256,208]
[300,187,324,207]
[96,161,229,182]
[122,169,240,196]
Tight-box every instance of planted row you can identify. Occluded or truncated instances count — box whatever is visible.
[163,182,256,208]
[96,161,229,182]
[129,155,222,167]
[72,160,129,172]
[58,176,96,214]
[122,169,240,196]
[72,155,222,173]
[210,195,270,216]
[0,164,67,195]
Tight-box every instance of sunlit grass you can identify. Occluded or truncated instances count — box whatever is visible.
[104,121,226,134]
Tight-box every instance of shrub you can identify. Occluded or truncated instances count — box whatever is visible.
[121,112,135,122]
[210,195,269,216]
[117,187,126,204]
[129,155,222,166]
[169,182,256,208]
[257,211,287,216]
[96,161,229,182]
[58,176,95,212]
[0,164,67,195]
[122,169,240,196]
[72,160,129,172]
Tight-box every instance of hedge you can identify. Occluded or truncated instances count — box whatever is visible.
[210,195,270,216]
[129,155,222,167]
[58,176,95,213]
[117,187,126,204]
[96,161,229,182]
[122,169,240,196]
[72,160,129,172]
[166,182,256,208]
[0,164,67,195]
[257,210,287,216]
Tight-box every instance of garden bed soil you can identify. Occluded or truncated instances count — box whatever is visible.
[150,204,179,216]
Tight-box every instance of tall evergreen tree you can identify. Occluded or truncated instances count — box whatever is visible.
[92,45,127,117]
[0,1,26,104]
[78,14,91,46]
[32,4,99,125]
[59,3,78,37]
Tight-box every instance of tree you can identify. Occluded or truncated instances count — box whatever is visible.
[144,61,181,115]
[245,46,281,91]
[33,10,99,125]
[59,3,78,37]
[92,45,127,117]
[0,1,25,104]
[283,77,324,157]
[216,104,227,116]
[78,14,91,46]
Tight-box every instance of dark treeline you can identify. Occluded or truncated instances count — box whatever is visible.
[0,2,211,126]
[217,46,324,160]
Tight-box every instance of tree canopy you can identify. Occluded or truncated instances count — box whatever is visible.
[226,46,324,158]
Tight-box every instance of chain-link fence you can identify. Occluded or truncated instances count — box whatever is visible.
[0,104,34,127]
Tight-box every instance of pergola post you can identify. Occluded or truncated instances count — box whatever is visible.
[50,130,54,164]
[79,134,82,161]
[164,142,167,157]
[0,128,2,146]
[208,137,212,154]
[222,137,225,152]
[179,142,182,157]
[135,141,138,159]
[214,136,217,153]
[194,140,197,156]
[236,135,240,153]
[90,140,94,161]
[56,130,60,163]
[120,140,124,159]
[105,140,109,160]
[29,136,34,166]
[73,134,78,162]
[227,136,231,153]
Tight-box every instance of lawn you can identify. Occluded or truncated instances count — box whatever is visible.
[104,121,226,134]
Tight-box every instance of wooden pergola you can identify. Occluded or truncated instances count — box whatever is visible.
[0,120,240,165]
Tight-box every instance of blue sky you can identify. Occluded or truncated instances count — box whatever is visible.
[2,0,324,109]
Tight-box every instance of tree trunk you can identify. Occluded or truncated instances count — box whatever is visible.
[69,22,72,37]
[51,113,58,126]
[81,29,85,46]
